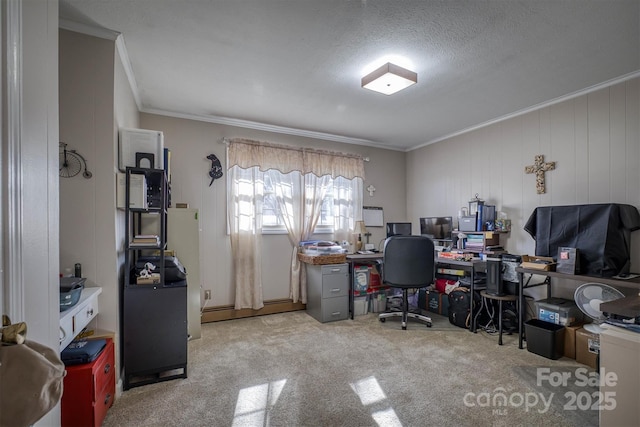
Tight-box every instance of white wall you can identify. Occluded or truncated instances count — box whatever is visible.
[407,77,640,299]
[140,113,406,306]
[59,28,118,326]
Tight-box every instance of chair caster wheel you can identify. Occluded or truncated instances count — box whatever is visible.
[402,325,407,330]
[426,322,432,328]
[379,318,385,323]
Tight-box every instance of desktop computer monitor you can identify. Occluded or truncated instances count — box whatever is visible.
[386,222,412,238]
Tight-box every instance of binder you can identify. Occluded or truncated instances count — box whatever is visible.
[476,205,483,231]
[476,204,496,231]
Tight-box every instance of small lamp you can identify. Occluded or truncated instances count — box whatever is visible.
[354,221,368,251]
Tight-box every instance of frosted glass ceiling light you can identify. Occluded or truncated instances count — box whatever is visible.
[361,62,417,95]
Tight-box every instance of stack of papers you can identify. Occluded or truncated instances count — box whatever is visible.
[130,234,160,247]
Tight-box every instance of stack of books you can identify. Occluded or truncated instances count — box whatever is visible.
[130,234,160,247]
[465,234,485,250]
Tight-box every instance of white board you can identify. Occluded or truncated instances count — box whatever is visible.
[363,206,384,227]
[119,128,164,171]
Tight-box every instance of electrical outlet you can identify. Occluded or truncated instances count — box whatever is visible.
[204,290,211,300]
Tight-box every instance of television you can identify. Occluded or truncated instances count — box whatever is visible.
[386,222,412,238]
[420,216,453,241]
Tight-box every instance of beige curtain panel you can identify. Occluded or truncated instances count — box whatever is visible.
[227,138,365,180]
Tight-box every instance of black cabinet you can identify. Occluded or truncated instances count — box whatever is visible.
[122,167,187,390]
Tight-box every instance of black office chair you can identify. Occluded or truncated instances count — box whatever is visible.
[378,235,434,329]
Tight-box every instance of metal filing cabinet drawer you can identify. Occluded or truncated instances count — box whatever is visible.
[321,264,348,275]
[306,263,349,323]
[321,295,349,322]
[322,266,349,299]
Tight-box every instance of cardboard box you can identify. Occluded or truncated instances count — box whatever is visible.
[563,323,584,359]
[136,273,160,285]
[576,327,600,369]
[521,255,556,271]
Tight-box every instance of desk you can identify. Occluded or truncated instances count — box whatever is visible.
[349,254,484,324]
[346,253,383,319]
[516,267,640,349]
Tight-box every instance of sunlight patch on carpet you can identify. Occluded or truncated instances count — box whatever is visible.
[372,407,403,427]
[232,379,287,426]
[350,376,403,427]
[350,376,387,405]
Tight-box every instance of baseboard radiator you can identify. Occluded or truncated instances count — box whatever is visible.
[201,299,306,323]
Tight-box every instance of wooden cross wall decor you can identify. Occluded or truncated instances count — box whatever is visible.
[525,154,556,194]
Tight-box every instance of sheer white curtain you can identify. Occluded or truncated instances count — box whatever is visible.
[266,169,306,304]
[227,138,365,309]
[331,175,363,244]
[227,165,264,310]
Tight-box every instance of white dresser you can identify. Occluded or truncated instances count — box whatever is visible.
[59,287,101,351]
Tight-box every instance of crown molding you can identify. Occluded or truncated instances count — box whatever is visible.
[410,70,640,151]
[59,18,120,40]
[115,35,142,110]
[60,21,638,154]
[140,107,406,151]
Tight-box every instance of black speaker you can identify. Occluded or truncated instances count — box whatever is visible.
[485,258,505,296]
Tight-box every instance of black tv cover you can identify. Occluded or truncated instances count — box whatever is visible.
[524,203,640,277]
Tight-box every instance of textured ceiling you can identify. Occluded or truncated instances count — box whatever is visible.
[59,0,640,151]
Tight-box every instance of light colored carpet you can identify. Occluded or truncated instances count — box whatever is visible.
[103,311,597,427]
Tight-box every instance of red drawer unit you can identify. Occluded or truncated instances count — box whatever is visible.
[61,338,115,427]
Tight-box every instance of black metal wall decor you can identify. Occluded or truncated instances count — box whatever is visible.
[206,154,223,186]
[59,142,92,179]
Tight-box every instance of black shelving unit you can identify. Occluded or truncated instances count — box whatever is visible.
[122,167,187,390]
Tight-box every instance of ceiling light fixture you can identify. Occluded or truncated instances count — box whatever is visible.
[361,62,417,95]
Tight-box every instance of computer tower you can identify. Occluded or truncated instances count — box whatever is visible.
[485,258,504,296]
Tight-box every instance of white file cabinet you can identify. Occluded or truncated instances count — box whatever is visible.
[306,263,349,323]
[599,323,640,427]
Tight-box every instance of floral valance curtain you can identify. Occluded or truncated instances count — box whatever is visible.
[227,138,365,180]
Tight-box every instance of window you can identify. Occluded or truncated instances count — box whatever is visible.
[226,138,365,307]
[262,174,283,228]
[262,171,352,234]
